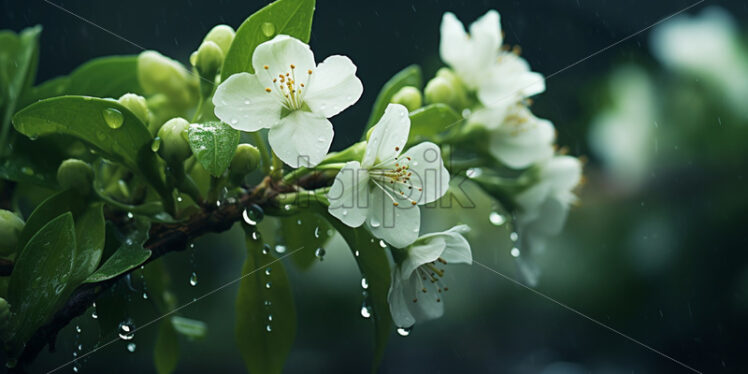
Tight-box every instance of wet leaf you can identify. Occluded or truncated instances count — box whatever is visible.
[187,121,240,177]
[70,202,106,284]
[171,316,207,340]
[235,228,296,374]
[12,96,173,212]
[85,218,151,283]
[154,318,180,374]
[16,189,86,254]
[363,64,422,137]
[221,0,316,80]
[6,213,76,357]
[408,103,462,145]
[278,211,333,270]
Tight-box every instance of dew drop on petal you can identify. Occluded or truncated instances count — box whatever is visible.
[103,108,124,129]
[488,212,505,226]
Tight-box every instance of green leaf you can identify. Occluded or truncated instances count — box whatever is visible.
[84,218,151,283]
[70,202,106,284]
[221,0,316,80]
[154,318,180,374]
[236,229,296,374]
[171,316,207,340]
[12,96,172,212]
[0,136,66,187]
[363,64,422,138]
[187,121,240,177]
[278,211,333,270]
[22,56,142,106]
[0,26,41,155]
[320,208,392,372]
[407,103,462,145]
[6,213,76,357]
[17,189,86,256]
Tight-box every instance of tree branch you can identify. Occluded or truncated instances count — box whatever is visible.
[11,173,331,371]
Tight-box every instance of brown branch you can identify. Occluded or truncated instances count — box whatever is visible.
[10,174,329,372]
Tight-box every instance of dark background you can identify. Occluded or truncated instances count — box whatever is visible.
[2,0,748,373]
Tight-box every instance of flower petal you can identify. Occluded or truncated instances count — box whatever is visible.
[267,110,333,167]
[327,161,370,227]
[542,155,583,196]
[440,11,502,89]
[407,271,444,321]
[439,12,470,72]
[252,35,316,90]
[400,237,447,279]
[439,231,472,265]
[478,53,545,108]
[468,10,502,68]
[304,55,363,118]
[401,142,450,204]
[213,73,282,132]
[362,104,410,169]
[489,108,556,169]
[387,268,416,328]
[366,186,420,248]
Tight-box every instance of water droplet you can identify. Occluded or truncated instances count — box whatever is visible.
[75,325,81,333]
[314,226,320,238]
[251,230,262,241]
[488,212,505,226]
[142,292,149,300]
[296,219,302,225]
[466,167,482,178]
[510,247,520,257]
[510,232,519,242]
[314,247,326,260]
[20,166,34,175]
[103,108,124,129]
[77,344,82,351]
[342,210,348,216]
[275,245,287,254]
[378,240,387,248]
[354,250,360,257]
[264,300,272,307]
[189,272,198,287]
[317,136,326,143]
[264,267,272,276]
[283,204,292,211]
[117,320,135,340]
[262,244,270,255]
[261,22,276,37]
[176,195,184,203]
[244,99,251,105]
[151,137,161,152]
[73,365,79,373]
[361,277,369,289]
[360,303,372,319]
[265,324,272,332]
[127,342,136,352]
[461,108,472,118]
[91,310,98,319]
[242,204,264,225]
[369,217,381,228]
[265,282,272,289]
[397,326,412,336]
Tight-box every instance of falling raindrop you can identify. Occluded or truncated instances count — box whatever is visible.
[251,230,262,241]
[264,267,272,276]
[488,212,505,226]
[264,300,272,307]
[103,108,124,129]
[127,343,136,352]
[73,365,79,373]
[91,310,98,319]
[283,204,292,211]
[275,245,287,254]
[261,22,276,37]
[265,282,272,289]
[314,247,326,260]
[242,204,264,226]
[361,277,369,289]
[189,272,198,287]
[265,324,272,332]
[117,320,135,340]
[510,247,520,258]
[360,302,372,319]
[510,232,519,242]
[314,226,320,238]
[142,292,149,300]
[397,326,413,336]
[262,244,270,255]
[75,325,81,333]
[77,344,82,351]
[267,314,273,322]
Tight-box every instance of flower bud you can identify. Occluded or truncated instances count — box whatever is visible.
[57,159,94,195]
[137,51,196,108]
[390,86,422,112]
[195,41,224,78]
[157,118,192,163]
[0,210,25,256]
[118,93,150,125]
[425,68,468,109]
[204,25,235,55]
[230,144,260,178]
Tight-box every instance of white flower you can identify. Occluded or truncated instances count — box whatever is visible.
[470,104,556,169]
[213,35,363,167]
[439,10,544,109]
[326,104,450,248]
[387,225,472,328]
[514,155,582,253]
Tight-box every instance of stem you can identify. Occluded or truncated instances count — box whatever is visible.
[271,151,283,179]
[191,98,205,122]
[282,163,346,184]
[251,132,272,174]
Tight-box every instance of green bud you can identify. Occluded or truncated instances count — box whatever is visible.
[0,210,24,256]
[118,93,150,125]
[157,117,192,163]
[137,51,197,108]
[230,144,260,179]
[195,41,224,78]
[57,159,94,195]
[390,86,422,112]
[425,68,468,109]
[204,25,235,55]
[0,297,9,320]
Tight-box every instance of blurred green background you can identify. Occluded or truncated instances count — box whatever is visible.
[2,0,748,372]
